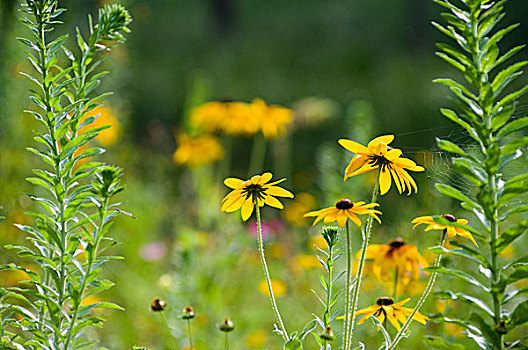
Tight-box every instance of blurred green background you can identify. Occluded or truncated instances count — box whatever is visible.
[1,0,528,348]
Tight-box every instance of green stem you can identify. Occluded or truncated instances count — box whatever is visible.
[64,197,109,349]
[392,266,399,300]
[187,319,193,349]
[347,175,380,346]
[387,229,447,350]
[247,133,267,176]
[342,221,352,350]
[225,332,229,350]
[255,204,288,341]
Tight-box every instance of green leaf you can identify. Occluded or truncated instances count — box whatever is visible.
[352,343,365,350]
[507,264,528,284]
[495,220,528,253]
[439,108,479,140]
[498,174,528,207]
[437,138,468,157]
[497,117,528,138]
[423,336,466,349]
[491,104,514,131]
[299,320,317,340]
[425,266,489,292]
[371,316,391,347]
[508,299,528,329]
[284,337,302,350]
[435,183,481,212]
[469,313,500,348]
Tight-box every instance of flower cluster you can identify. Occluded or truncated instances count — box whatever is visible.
[190,98,292,138]
[173,133,224,168]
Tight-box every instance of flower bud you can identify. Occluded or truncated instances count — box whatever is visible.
[182,305,195,319]
[150,297,167,312]
[218,317,235,332]
[319,326,334,341]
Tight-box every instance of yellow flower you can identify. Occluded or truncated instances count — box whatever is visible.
[338,135,425,195]
[290,254,320,273]
[359,238,429,284]
[245,329,268,348]
[221,172,294,221]
[304,199,382,228]
[258,278,287,297]
[79,106,122,146]
[250,98,292,139]
[282,192,317,226]
[190,100,259,136]
[352,297,428,331]
[173,133,224,168]
[412,214,478,247]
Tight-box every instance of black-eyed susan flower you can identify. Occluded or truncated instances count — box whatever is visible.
[338,135,425,195]
[359,238,429,283]
[250,98,292,139]
[412,214,478,247]
[173,133,224,168]
[352,297,428,331]
[221,172,294,221]
[304,199,382,228]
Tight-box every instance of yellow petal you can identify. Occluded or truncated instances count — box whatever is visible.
[241,200,254,221]
[224,177,244,189]
[379,167,392,195]
[222,196,246,213]
[346,211,362,227]
[264,195,284,209]
[376,135,395,144]
[336,213,348,227]
[260,172,273,184]
[266,186,294,198]
[338,139,369,154]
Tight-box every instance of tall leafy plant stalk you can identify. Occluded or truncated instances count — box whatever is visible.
[426,0,527,348]
[0,0,131,348]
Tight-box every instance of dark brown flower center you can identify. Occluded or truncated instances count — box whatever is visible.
[368,153,393,171]
[242,183,266,201]
[376,297,395,306]
[442,214,456,222]
[335,199,354,210]
[389,237,405,248]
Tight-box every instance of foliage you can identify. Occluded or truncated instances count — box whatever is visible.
[0,0,130,348]
[430,0,528,348]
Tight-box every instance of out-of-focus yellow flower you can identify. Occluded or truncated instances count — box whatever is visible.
[190,100,258,136]
[309,235,328,251]
[339,135,425,195]
[412,214,478,247]
[245,329,267,348]
[190,99,293,139]
[359,238,429,284]
[221,172,294,221]
[282,192,317,227]
[500,243,515,259]
[290,254,320,273]
[250,98,292,139]
[258,278,287,297]
[341,297,427,331]
[79,106,122,146]
[0,269,30,287]
[173,133,224,168]
[446,322,464,337]
[268,242,287,259]
[304,199,381,228]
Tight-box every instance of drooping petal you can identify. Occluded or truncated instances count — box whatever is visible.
[385,148,403,160]
[379,167,392,195]
[264,195,284,209]
[344,155,368,178]
[386,309,402,331]
[455,229,479,247]
[346,210,362,227]
[336,212,348,227]
[347,161,378,179]
[222,196,246,213]
[241,200,255,221]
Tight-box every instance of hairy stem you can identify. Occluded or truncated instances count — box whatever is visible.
[387,229,447,350]
[342,222,352,350]
[255,204,288,341]
[347,176,380,346]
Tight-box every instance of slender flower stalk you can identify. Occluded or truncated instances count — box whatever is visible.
[187,319,193,349]
[342,222,352,350]
[346,174,380,347]
[256,205,288,341]
[387,229,447,350]
[392,266,399,300]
